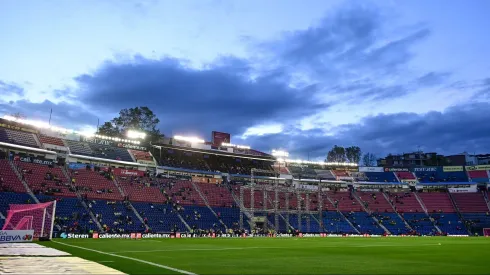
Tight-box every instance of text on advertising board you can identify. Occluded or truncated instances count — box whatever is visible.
[0,230,34,243]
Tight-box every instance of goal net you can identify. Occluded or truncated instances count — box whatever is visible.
[2,201,57,239]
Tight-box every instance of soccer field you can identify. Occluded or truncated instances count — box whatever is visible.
[42,237,490,274]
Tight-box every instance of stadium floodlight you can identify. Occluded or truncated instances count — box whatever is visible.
[221,142,251,149]
[174,135,205,144]
[127,130,146,139]
[272,149,289,157]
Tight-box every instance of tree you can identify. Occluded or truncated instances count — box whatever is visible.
[97,107,163,142]
[345,146,362,164]
[362,153,377,166]
[326,145,347,163]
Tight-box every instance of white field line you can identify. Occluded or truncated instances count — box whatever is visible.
[52,240,197,275]
[98,261,115,263]
[112,243,442,254]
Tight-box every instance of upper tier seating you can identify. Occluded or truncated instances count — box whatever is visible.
[14,161,75,197]
[287,166,317,178]
[415,170,468,183]
[387,192,424,213]
[0,160,25,193]
[418,192,456,213]
[397,172,416,180]
[452,193,489,213]
[69,169,123,200]
[88,143,133,162]
[357,192,393,213]
[468,170,489,183]
[0,128,39,148]
[129,150,153,162]
[364,172,398,182]
[39,135,64,147]
[315,169,336,180]
[156,148,273,175]
[64,140,93,155]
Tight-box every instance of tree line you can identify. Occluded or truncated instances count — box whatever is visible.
[325,145,377,166]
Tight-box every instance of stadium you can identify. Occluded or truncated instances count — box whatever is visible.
[0,113,490,274]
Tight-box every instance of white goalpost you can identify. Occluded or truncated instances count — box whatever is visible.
[1,200,57,241]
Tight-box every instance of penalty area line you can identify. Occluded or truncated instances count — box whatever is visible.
[51,240,197,275]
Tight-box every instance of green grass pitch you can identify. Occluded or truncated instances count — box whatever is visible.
[42,237,490,274]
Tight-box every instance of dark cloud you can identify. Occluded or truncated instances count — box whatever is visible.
[0,81,25,97]
[242,102,490,159]
[76,56,329,136]
[0,100,101,129]
[415,72,452,87]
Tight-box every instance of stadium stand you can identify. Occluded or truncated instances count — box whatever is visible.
[396,172,416,180]
[364,172,398,182]
[13,160,75,197]
[129,149,153,162]
[68,168,123,200]
[39,134,65,147]
[468,170,489,183]
[0,128,39,148]
[452,193,489,213]
[418,192,456,213]
[116,175,166,203]
[0,159,25,193]
[64,139,93,155]
[415,170,468,183]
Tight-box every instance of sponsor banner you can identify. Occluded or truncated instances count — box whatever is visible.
[59,233,91,239]
[92,233,132,239]
[466,165,490,171]
[359,167,384,173]
[192,176,220,184]
[401,179,417,184]
[212,131,231,145]
[298,184,318,191]
[412,167,440,172]
[443,166,464,172]
[117,142,147,151]
[137,159,155,165]
[113,168,145,177]
[68,162,90,170]
[0,230,34,243]
[448,186,477,193]
[17,156,53,166]
[384,167,409,172]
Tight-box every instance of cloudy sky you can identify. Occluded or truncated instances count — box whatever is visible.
[1,0,489,160]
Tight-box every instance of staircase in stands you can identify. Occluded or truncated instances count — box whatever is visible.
[447,191,472,235]
[191,182,228,230]
[324,195,360,234]
[61,166,103,231]
[382,192,413,231]
[413,192,442,233]
[112,177,150,231]
[351,190,391,234]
